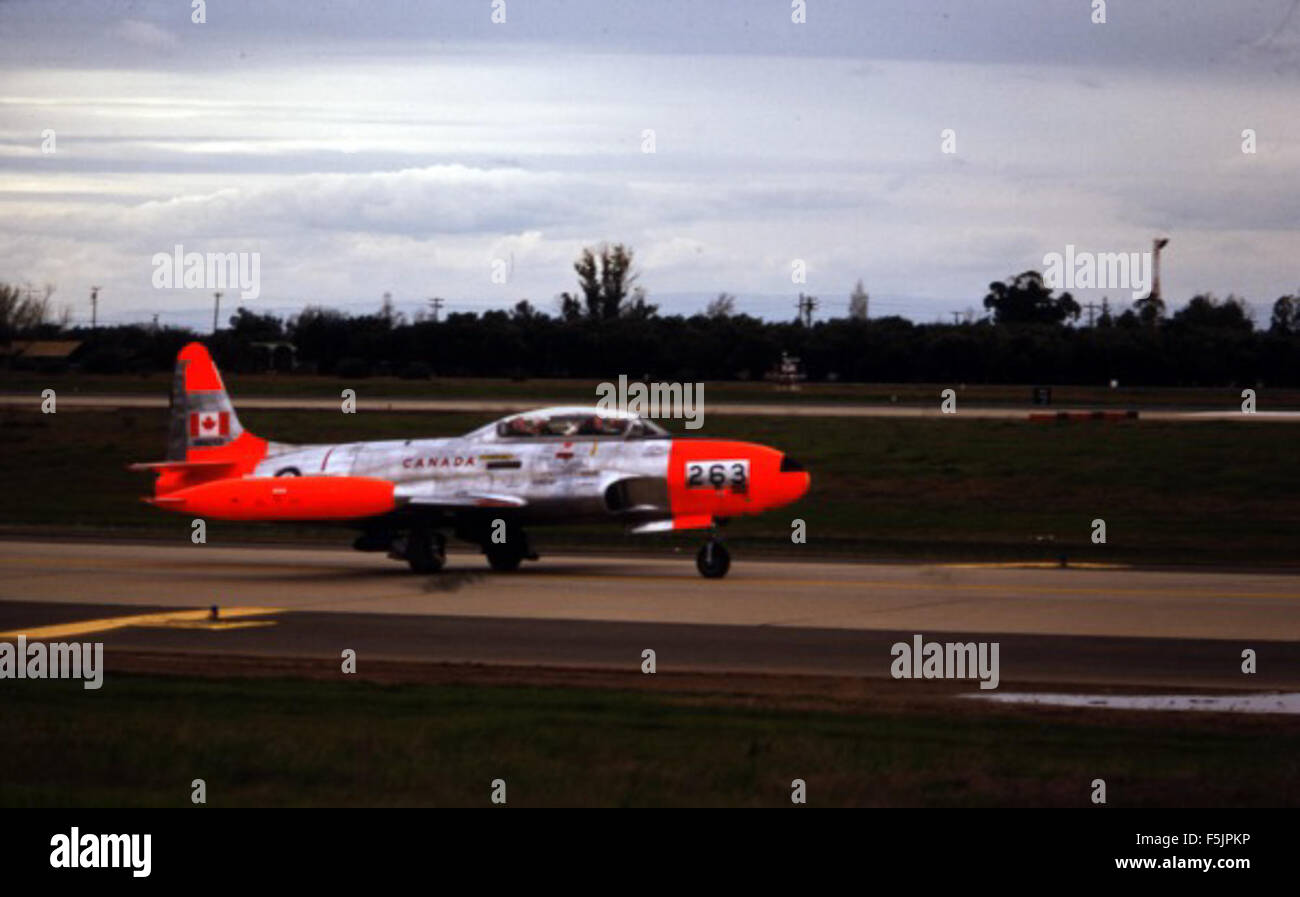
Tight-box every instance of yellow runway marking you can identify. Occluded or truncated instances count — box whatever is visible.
[0,607,283,640]
[153,620,279,631]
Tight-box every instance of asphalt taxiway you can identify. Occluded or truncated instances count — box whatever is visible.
[2,540,1297,690]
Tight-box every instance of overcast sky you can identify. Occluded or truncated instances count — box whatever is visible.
[2,0,1298,329]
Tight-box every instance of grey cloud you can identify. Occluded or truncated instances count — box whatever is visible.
[5,166,621,241]
[1,1,1297,73]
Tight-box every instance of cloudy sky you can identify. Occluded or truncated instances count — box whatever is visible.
[2,0,1298,329]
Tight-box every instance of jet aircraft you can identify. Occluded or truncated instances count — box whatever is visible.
[132,343,810,577]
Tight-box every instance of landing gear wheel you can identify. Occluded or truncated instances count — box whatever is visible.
[405,528,446,574]
[485,543,524,572]
[482,524,536,572]
[696,540,731,578]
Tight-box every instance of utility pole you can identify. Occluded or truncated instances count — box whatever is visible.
[90,286,100,331]
[949,311,963,325]
[428,297,444,323]
[1082,301,1102,327]
[796,293,818,326]
[1152,237,1170,303]
[212,291,223,334]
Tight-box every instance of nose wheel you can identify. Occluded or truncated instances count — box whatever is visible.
[696,539,731,579]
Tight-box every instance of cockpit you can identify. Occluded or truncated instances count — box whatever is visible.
[477,407,670,441]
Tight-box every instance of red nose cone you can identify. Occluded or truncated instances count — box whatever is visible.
[777,470,811,507]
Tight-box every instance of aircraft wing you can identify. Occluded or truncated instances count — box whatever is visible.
[628,514,714,534]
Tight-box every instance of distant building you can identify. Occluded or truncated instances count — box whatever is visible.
[0,340,83,371]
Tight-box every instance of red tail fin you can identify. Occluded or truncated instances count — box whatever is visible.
[143,343,268,495]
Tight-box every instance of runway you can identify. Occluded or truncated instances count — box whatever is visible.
[2,540,1298,689]
[4,393,1299,421]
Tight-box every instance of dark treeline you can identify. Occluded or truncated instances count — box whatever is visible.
[4,258,1299,386]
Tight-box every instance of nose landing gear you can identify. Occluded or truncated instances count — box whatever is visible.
[696,537,731,579]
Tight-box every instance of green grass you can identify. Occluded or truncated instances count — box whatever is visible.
[1,406,1298,564]
[2,674,1297,807]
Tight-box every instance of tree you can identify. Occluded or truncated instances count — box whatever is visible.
[848,279,869,320]
[0,282,62,340]
[228,306,284,341]
[1270,294,1297,334]
[1171,293,1253,332]
[1132,293,1165,327]
[558,244,656,321]
[511,299,544,323]
[1097,297,1114,328]
[982,270,1080,325]
[705,292,736,318]
[288,306,352,373]
[559,293,583,322]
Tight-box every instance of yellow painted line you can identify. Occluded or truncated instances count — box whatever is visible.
[0,607,283,640]
[151,620,279,631]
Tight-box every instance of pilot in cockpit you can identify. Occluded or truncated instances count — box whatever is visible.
[505,416,540,437]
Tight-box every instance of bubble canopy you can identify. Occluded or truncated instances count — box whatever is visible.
[464,406,671,441]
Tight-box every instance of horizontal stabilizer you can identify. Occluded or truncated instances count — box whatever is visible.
[128,459,238,473]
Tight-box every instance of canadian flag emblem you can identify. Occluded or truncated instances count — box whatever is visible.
[189,411,230,439]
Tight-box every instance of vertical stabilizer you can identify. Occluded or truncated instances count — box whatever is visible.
[168,342,246,460]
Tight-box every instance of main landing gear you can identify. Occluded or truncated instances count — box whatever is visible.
[696,537,731,579]
[482,525,539,572]
[388,526,446,574]
[362,522,541,574]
